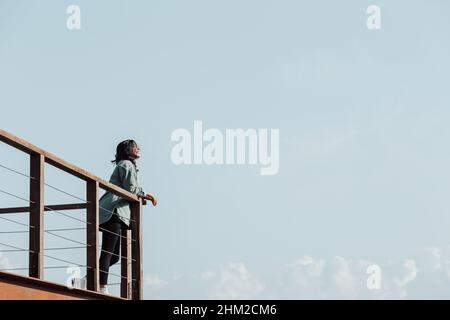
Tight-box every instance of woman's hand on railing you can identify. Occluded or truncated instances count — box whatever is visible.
[144,192,157,206]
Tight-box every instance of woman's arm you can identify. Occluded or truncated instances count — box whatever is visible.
[117,162,146,197]
[117,161,157,206]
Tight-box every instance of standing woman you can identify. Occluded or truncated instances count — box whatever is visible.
[98,139,157,294]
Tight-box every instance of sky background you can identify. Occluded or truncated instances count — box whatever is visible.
[1,0,450,299]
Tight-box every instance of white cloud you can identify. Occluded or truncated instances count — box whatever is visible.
[143,262,264,299]
[330,256,367,298]
[200,270,216,280]
[395,259,417,287]
[388,259,417,299]
[289,255,326,278]
[143,248,450,299]
[283,255,327,298]
[144,274,168,290]
[422,247,442,272]
[275,255,422,300]
[207,262,264,299]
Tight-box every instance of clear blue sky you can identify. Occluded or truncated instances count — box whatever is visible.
[1,0,450,299]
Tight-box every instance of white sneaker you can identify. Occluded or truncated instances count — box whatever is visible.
[79,276,87,290]
[99,287,110,295]
[71,276,87,290]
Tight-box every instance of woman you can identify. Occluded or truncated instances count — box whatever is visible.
[97,139,157,294]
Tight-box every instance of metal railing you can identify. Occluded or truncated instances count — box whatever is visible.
[0,128,144,300]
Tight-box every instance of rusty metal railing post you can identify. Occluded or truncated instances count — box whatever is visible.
[120,229,131,299]
[86,181,99,291]
[29,153,44,279]
[131,200,143,300]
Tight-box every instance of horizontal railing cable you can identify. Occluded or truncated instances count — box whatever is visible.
[45,227,86,232]
[0,214,33,229]
[0,187,35,206]
[0,230,28,234]
[0,242,83,268]
[45,230,90,247]
[0,163,33,179]
[45,246,86,251]
[0,267,29,271]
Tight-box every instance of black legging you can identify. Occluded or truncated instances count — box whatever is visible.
[99,214,125,285]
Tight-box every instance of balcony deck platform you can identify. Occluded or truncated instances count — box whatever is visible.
[0,271,123,300]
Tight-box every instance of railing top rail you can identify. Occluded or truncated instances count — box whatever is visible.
[0,128,140,203]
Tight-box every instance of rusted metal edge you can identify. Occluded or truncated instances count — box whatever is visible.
[0,271,124,300]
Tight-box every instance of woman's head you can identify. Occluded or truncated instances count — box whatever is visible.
[111,139,141,165]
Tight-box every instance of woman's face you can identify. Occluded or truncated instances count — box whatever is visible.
[130,143,141,159]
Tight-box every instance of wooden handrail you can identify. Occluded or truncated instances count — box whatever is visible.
[0,128,140,202]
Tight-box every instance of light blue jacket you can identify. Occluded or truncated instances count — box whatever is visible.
[99,159,146,228]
